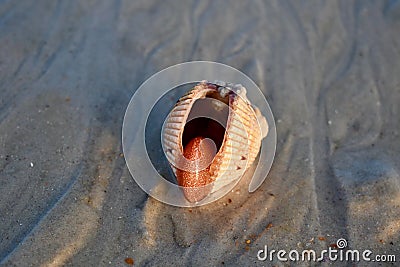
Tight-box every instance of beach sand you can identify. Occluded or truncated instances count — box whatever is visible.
[1,1,400,266]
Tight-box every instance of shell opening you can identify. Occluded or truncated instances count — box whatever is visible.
[182,91,230,158]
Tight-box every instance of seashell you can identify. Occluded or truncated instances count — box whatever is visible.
[162,81,268,203]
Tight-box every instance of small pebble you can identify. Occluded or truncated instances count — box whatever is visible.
[124,257,134,265]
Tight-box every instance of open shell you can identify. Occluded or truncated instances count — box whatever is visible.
[162,81,268,202]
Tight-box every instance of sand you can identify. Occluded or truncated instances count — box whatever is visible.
[1,1,400,266]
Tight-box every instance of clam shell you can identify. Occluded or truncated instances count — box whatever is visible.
[162,81,267,201]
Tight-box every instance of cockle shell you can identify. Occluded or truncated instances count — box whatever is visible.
[162,81,268,203]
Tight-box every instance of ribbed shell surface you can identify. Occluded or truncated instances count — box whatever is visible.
[162,82,263,193]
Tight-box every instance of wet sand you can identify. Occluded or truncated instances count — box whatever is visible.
[1,1,400,266]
